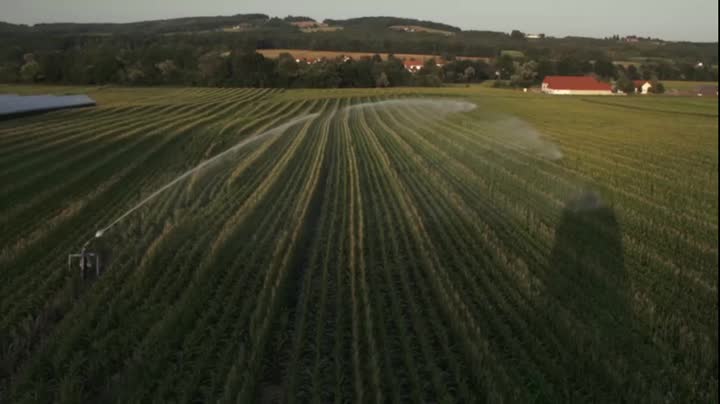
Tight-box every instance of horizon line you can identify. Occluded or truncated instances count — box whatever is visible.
[2,12,718,43]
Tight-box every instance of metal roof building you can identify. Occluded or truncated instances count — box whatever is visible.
[0,94,96,118]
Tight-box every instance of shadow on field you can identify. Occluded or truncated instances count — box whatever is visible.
[544,191,637,400]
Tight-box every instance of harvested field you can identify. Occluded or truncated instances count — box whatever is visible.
[257,48,492,62]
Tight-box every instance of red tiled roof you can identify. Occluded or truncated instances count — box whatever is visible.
[404,60,423,67]
[543,76,612,91]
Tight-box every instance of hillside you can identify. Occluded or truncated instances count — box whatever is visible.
[0,13,717,88]
[0,14,275,35]
[0,21,31,33]
[324,16,461,32]
[0,15,463,36]
[0,13,715,63]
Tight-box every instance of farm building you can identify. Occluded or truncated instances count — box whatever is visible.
[0,94,96,119]
[403,58,445,73]
[404,60,424,72]
[634,80,653,94]
[290,20,318,29]
[391,26,417,33]
[541,76,614,95]
[295,57,322,64]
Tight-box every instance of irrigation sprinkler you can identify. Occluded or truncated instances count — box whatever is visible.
[63,114,321,281]
[68,231,103,279]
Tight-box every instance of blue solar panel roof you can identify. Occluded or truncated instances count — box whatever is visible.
[0,94,96,116]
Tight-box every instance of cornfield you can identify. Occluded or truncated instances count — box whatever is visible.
[0,85,717,403]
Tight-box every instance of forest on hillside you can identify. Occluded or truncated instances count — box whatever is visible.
[0,14,717,88]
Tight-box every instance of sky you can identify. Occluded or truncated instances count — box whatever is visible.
[1,0,718,42]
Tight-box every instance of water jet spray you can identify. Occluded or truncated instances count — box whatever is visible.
[68,112,319,277]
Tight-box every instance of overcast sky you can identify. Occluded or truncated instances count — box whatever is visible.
[1,0,717,42]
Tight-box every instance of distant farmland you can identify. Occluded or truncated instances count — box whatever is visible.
[0,85,717,403]
[388,25,455,36]
[663,80,719,92]
[257,48,492,62]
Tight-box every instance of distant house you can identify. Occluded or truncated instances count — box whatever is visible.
[404,60,424,72]
[402,57,445,72]
[295,57,322,64]
[634,80,653,94]
[290,21,318,29]
[526,33,545,40]
[223,23,255,32]
[389,26,412,32]
[541,76,614,95]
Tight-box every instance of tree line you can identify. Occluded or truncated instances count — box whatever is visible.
[0,18,717,89]
[2,44,716,90]
[1,14,716,64]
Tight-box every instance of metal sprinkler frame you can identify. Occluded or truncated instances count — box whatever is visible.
[68,239,101,279]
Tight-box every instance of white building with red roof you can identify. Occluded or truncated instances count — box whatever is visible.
[541,76,614,95]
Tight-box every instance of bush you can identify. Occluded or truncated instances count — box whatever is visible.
[615,75,636,94]
[652,81,665,94]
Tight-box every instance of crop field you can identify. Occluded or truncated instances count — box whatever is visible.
[0,86,717,403]
[663,80,719,94]
[500,50,525,59]
[256,49,492,63]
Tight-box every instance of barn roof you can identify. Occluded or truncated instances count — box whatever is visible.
[403,60,423,67]
[543,76,612,91]
[0,94,96,118]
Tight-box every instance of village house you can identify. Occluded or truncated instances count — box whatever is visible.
[634,80,653,94]
[403,58,445,73]
[295,57,322,64]
[290,21,318,29]
[403,59,424,72]
[541,76,614,95]
[393,26,417,33]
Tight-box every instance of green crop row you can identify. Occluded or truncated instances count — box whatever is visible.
[0,86,716,403]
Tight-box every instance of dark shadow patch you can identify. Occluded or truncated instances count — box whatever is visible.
[549,191,627,323]
[545,191,637,401]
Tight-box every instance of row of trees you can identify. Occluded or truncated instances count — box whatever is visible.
[0,46,716,89]
[0,47,488,88]
[496,53,716,85]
